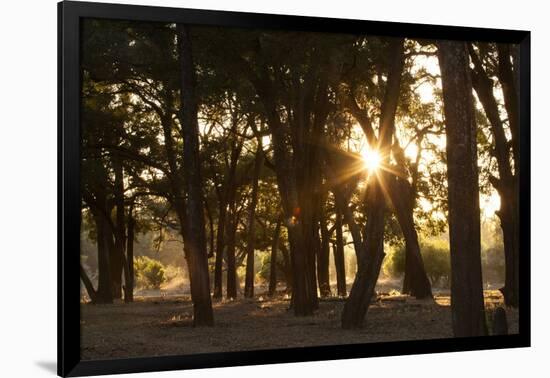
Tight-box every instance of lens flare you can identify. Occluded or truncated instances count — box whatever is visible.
[361,149,381,171]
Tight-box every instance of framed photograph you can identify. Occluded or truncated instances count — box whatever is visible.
[58,1,530,376]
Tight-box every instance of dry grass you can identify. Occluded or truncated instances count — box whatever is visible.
[80,289,518,360]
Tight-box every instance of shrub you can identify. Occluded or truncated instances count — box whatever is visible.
[385,240,451,287]
[258,252,272,282]
[134,256,166,289]
[258,251,291,286]
[422,241,451,287]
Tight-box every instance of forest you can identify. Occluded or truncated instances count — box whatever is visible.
[79,19,520,358]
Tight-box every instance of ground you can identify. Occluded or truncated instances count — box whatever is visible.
[80,284,518,360]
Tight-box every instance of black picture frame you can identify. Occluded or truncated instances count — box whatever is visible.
[58,1,531,376]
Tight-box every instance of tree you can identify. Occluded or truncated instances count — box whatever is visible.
[341,38,405,329]
[244,142,264,298]
[318,197,333,298]
[268,217,283,296]
[339,38,433,300]
[469,43,519,307]
[177,24,214,326]
[232,32,340,315]
[332,205,347,297]
[437,40,487,337]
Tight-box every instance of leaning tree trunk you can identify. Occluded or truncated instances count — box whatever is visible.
[177,24,214,326]
[268,218,282,296]
[341,177,387,328]
[388,177,432,298]
[244,146,263,298]
[80,264,97,303]
[438,40,487,337]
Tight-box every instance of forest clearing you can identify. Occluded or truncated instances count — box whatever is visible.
[81,285,518,359]
[79,14,522,359]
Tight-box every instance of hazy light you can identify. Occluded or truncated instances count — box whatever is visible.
[361,148,382,171]
[482,192,501,217]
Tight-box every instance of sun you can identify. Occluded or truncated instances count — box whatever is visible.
[361,148,382,171]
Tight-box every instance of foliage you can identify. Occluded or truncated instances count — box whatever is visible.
[385,239,451,287]
[258,251,290,285]
[481,246,505,284]
[134,256,166,289]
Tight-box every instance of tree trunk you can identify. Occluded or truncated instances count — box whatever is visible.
[333,207,347,297]
[177,24,214,326]
[268,218,282,296]
[93,209,113,304]
[244,145,263,298]
[340,39,432,301]
[341,177,386,328]
[497,44,520,167]
[469,44,519,308]
[205,199,215,258]
[213,202,226,299]
[125,205,135,303]
[496,45,520,303]
[213,136,242,299]
[388,178,432,298]
[318,203,332,298]
[226,214,238,299]
[111,155,126,301]
[279,243,293,293]
[496,182,520,307]
[438,40,487,337]
[242,56,322,316]
[80,264,97,303]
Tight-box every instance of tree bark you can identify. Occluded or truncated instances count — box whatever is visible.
[268,218,282,296]
[244,145,263,298]
[318,202,332,298]
[213,200,226,299]
[333,207,347,297]
[83,164,114,304]
[279,243,293,293]
[341,177,387,328]
[388,178,433,298]
[438,40,487,337]
[80,264,97,303]
[497,44,520,167]
[93,209,114,304]
[125,205,135,303]
[111,155,126,300]
[177,24,214,326]
[225,213,239,299]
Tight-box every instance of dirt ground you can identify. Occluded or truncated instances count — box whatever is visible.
[80,286,518,360]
